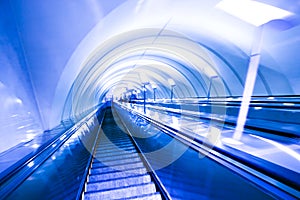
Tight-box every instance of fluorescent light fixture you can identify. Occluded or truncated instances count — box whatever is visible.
[151,82,157,89]
[27,161,34,168]
[60,135,66,141]
[17,126,25,130]
[31,144,40,149]
[168,78,175,86]
[283,103,295,106]
[216,0,294,26]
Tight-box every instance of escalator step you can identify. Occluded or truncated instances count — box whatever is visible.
[92,152,140,163]
[91,157,142,169]
[94,151,137,159]
[83,112,163,200]
[89,167,148,182]
[95,146,136,154]
[98,140,132,146]
[84,182,157,200]
[90,162,145,175]
[97,141,133,148]
[96,145,134,153]
[86,174,151,192]
[94,149,137,160]
[122,192,162,200]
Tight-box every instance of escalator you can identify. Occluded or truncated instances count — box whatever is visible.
[83,110,163,199]
[1,106,297,199]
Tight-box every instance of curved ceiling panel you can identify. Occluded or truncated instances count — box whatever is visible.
[49,0,298,125]
[63,29,229,120]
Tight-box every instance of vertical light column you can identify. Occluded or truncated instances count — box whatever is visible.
[233,26,264,140]
[216,0,294,141]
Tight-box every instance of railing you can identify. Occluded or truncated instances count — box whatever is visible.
[116,102,300,200]
[126,97,300,138]
[76,109,106,200]
[129,95,300,107]
[0,108,102,199]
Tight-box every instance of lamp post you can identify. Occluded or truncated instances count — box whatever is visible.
[142,82,149,114]
[207,75,218,101]
[143,86,146,113]
[151,82,158,102]
[168,78,176,102]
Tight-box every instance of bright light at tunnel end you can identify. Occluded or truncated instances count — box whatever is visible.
[77,27,228,171]
[216,0,294,26]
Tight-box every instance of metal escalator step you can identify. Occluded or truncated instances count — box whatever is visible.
[100,139,133,144]
[86,174,151,192]
[98,140,132,146]
[95,146,136,154]
[99,136,128,141]
[101,134,120,137]
[123,192,162,200]
[92,152,140,163]
[96,143,134,151]
[97,142,133,147]
[91,157,142,169]
[94,151,137,159]
[84,182,157,200]
[97,142,133,149]
[94,150,137,160]
[90,162,145,175]
[89,167,148,182]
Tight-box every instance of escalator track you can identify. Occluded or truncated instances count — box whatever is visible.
[83,110,164,199]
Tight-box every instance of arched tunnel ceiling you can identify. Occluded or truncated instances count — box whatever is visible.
[49,0,299,126]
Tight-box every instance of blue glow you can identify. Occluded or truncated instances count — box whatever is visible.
[216,0,294,26]
[0,0,300,199]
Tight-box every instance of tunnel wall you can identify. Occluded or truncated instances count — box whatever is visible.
[1,0,300,154]
[0,0,123,152]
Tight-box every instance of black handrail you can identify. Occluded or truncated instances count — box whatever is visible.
[0,109,99,199]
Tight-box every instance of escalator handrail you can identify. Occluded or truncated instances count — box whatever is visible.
[142,104,300,138]
[0,108,100,199]
[116,103,300,199]
[0,124,72,184]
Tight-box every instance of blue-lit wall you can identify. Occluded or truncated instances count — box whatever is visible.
[0,0,123,152]
[0,1,42,152]
[1,0,300,153]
